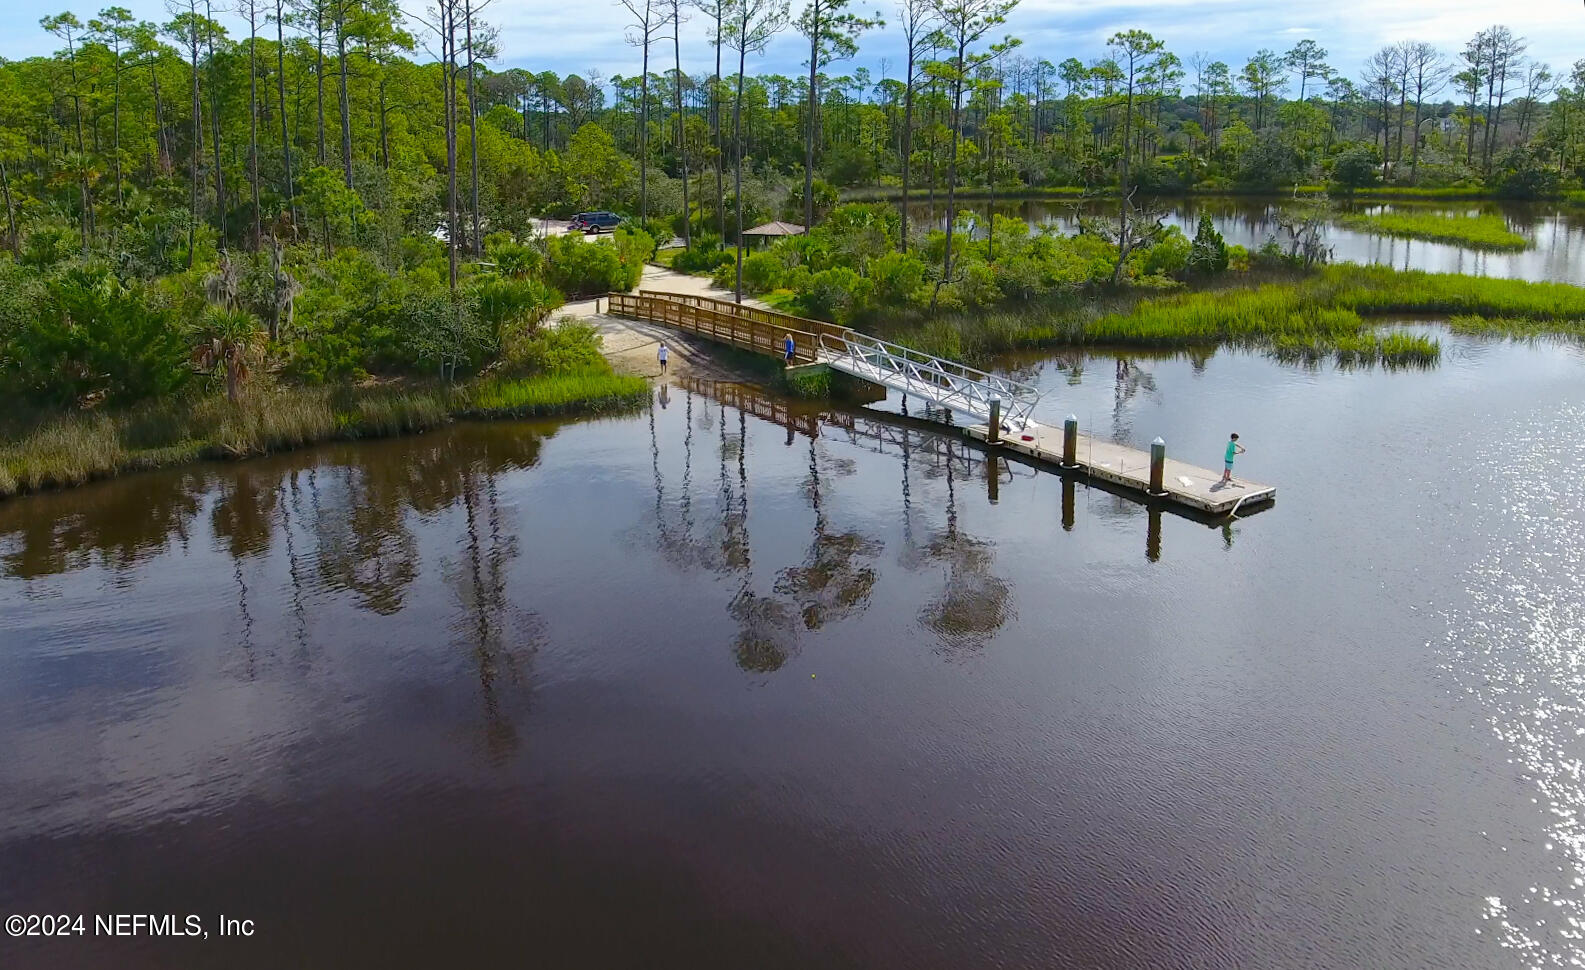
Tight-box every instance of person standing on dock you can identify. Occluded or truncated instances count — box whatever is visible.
[784,333,796,366]
[1221,433,1245,484]
[658,342,669,375]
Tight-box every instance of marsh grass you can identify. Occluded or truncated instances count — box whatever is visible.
[1447,315,1585,341]
[1336,211,1529,251]
[874,264,1585,368]
[460,369,649,416]
[0,367,648,500]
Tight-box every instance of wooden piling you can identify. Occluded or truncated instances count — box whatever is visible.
[1148,437,1166,496]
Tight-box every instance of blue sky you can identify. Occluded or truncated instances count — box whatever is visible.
[4,0,1583,97]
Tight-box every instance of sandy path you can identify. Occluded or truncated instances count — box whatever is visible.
[556,265,771,381]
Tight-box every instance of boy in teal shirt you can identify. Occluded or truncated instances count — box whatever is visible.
[1221,433,1244,484]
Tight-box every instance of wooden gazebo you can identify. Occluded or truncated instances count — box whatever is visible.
[741,221,807,247]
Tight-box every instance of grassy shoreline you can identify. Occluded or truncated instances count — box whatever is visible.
[0,368,649,500]
[1337,211,1529,250]
[842,184,1579,204]
[871,264,1585,367]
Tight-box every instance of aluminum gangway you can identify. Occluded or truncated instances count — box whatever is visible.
[817,331,1041,430]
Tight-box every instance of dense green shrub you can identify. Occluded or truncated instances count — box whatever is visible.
[472,276,563,339]
[2,267,190,406]
[504,322,607,375]
[1133,225,1191,278]
[1329,145,1382,190]
[795,267,874,322]
[486,237,543,278]
[544,228,651,295]
[671,242,735,274]
[868,251,928,306]
[741,252,784,293]
[1491,148,1563,200]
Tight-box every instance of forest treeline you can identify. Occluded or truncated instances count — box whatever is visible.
[0,0,1580,430]
[1,3,1578,264]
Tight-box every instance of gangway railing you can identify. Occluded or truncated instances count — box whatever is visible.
[607,290,1044,430]
[818,331,1041,430]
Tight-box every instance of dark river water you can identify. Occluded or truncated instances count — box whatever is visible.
[906,196,1585,284]
[4,333,1585,968]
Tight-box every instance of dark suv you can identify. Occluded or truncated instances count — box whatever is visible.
[568,211,623,234]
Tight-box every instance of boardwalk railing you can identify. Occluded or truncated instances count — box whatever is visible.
[818,330,1041,430]
[608,291,832,363]
[607,289,1042,429]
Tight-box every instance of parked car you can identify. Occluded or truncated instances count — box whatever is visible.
[568,211,623,234]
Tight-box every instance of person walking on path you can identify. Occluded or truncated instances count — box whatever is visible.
[1220,433,1244,484]
[658,342,669,375]
[783,333,796,366]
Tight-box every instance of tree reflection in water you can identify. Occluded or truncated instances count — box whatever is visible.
[722,407,799,673]
[1111,357,1158,443]
[915,439,1014,657]
[0,469,205,581]
[773,435,881,631]
[314,462,419,616]
[443,464,542,765]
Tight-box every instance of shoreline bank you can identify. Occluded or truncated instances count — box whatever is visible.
[0,370,650,502]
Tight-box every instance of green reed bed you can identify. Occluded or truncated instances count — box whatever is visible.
[1083,266,1585,355]
[1269,331,1441,368]
[1336,211,1529,251]
[1318,264,1585,319]
[1446,315,1585,340]
[459,369,649,417]
[873,264,1585,368]
[0,368,648,500]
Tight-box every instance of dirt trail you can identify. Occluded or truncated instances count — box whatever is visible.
[557,265,771,381]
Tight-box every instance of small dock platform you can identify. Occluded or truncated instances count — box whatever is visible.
[964,420,1276,516]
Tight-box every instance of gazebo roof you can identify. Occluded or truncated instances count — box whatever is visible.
[741,220,808,237]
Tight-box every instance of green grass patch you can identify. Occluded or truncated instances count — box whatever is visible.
[1269,331,1441,368]
[459,369,649,417]
[1336,211,1529,251]
[1295,184,1501,200]
[781,366,833,399]
[875,262,1585,369]
[0,362,648,500]
[1447,315,1585,340]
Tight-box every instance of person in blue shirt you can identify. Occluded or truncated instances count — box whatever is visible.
[658,342,668,374]
[1220,432,1244,483]
[783,333,796,365]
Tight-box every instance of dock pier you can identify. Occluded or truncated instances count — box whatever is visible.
[963,420,1275,517]
[607,289,1277,519]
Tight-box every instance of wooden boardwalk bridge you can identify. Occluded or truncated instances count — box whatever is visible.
[607,290,1276,517]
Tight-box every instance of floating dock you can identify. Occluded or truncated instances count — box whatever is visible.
[964,420,1276,516]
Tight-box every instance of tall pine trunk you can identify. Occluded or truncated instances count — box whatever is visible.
[673,3,689,247]
[187,15,201,269]
[732,38,746,302]
[713,12,723,246]
[249,8,261,247]
[0,155,16,251]
[803,4,820,230]
[900,46,914,253]
[275,0,296,229]
[337,0,354,189]
[205,1,225,242]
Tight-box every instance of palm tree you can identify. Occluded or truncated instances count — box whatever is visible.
[194,307,264,401]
